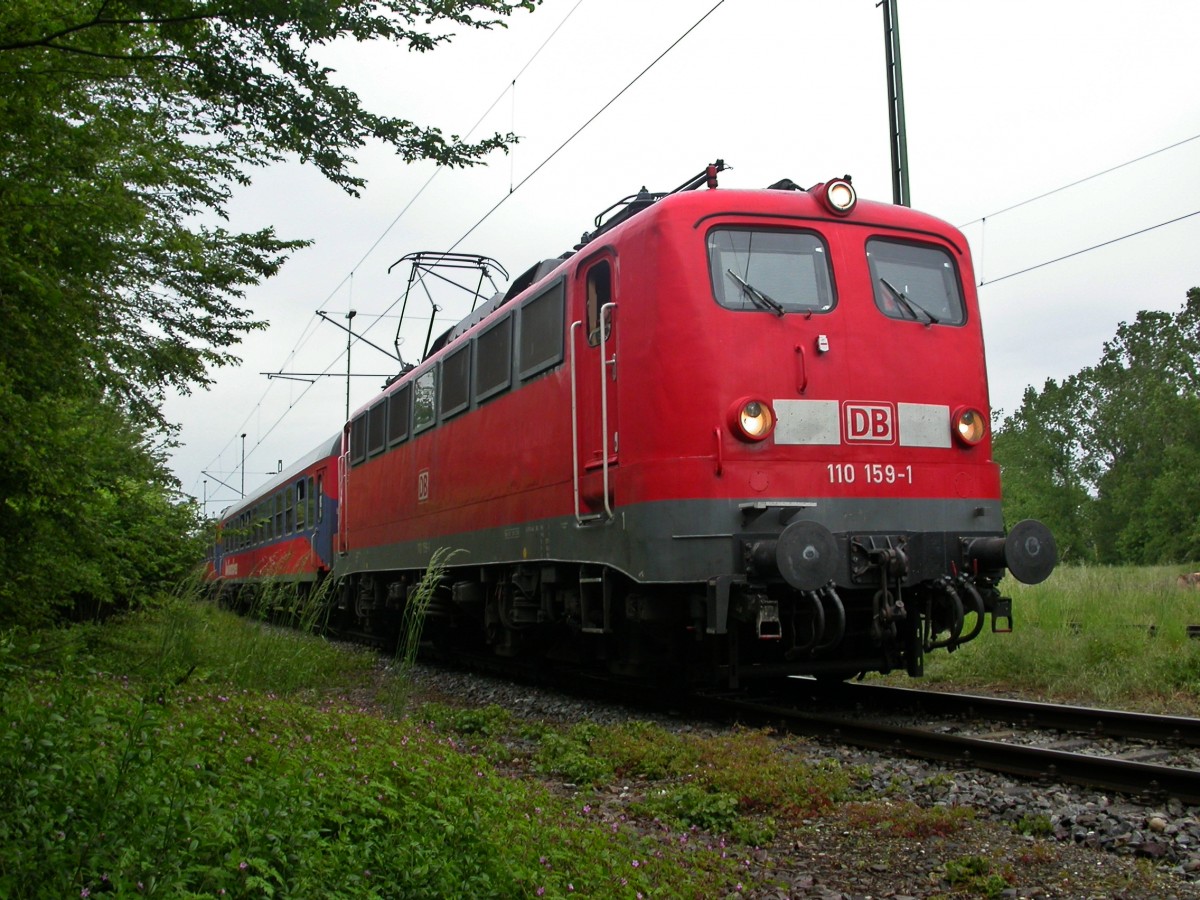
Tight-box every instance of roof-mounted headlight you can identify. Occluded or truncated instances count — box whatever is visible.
[817,176,856,215]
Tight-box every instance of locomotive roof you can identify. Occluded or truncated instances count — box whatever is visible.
[351,173,966,423]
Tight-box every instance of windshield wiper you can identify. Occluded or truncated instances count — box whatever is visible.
[880,277,938,325]
[726,269,785,317]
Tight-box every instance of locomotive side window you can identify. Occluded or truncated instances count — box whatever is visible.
[474,315,512,403]
[387,383,411,446]
[518,280,565,381]
[708,229,834,313]
[366,399,387,457]
[585,262,612,347]
[349,413,367,466]
[440,343,471,420]
[866,239,965,326]
[413,368,437,434]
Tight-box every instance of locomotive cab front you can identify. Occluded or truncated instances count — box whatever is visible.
[594,175,1056,684]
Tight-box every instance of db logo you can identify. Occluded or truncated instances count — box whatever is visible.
[843,403,894,443]
[417,469,430,502]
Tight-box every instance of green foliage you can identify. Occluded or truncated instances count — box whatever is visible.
[422,702,516,738]
[941,855,1011,898]
[0,605,757,898]
[635,782,777,845]
[0,0,535,626]
[1013,814,1054,838]
[995,286,1200,564]
[533,723,617,786]
[0,388,204,626]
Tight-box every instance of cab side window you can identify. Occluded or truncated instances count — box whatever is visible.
[585,262,612,347]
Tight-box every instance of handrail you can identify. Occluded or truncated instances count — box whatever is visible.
[599,302,617,519]
[336,447,349,555]
[569,320,583,524]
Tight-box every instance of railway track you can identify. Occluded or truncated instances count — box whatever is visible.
[693,680,1200,803]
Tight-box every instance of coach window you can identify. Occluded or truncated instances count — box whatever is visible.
[307,476,315,528]
[708,229,834,314]
[387,383,411,446]
[349,413,367,466]
[413,368,437,434]
[275,492,283,537]
[316,473,324,523]
[585,262,612,346]
[518,280,565,381]
[474,315,512,403]
[295,479,306,531]
[440,343,471,420]
[866,239,965,326]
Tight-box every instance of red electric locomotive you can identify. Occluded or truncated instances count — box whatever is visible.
[209,435,341,599]
[330,162,1055,686]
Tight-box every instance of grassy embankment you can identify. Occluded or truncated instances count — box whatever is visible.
[3,564,1196,898]
[893,564,1200,714]
[0,585,854,898]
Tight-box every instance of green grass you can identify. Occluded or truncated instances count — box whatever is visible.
[6,565,1200,897]
[0,598,849,898]
[891,564,1200,713]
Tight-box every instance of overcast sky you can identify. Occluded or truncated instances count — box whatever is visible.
[164,0,1200,515]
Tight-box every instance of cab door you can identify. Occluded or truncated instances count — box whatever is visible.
[571,257,619,521]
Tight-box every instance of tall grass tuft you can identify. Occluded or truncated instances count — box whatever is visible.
[396,547,460,669]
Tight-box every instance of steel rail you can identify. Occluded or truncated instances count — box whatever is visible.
[798,680,1200,745]
[697,690,1200,803]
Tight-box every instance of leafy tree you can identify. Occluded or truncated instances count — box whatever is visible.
[1084,291,1200,563]
[992,377,1094,562]
[0,0,535,624]
[995,287,1200,565]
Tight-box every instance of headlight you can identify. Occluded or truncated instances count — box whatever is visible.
[822,176,856,215]
[730,398,775,442]
[953,407,986,446]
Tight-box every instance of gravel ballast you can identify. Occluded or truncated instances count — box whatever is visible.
[403,663,1200,899]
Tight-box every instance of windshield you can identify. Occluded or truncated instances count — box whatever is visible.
[867,239,965,326]
[709,229,834,314]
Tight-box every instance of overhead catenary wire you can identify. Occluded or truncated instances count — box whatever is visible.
[445,0,728,255]
[342,0,730,352]
[959,132,1200,229]
[979,209,1200,287]
[196,0,592,493]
